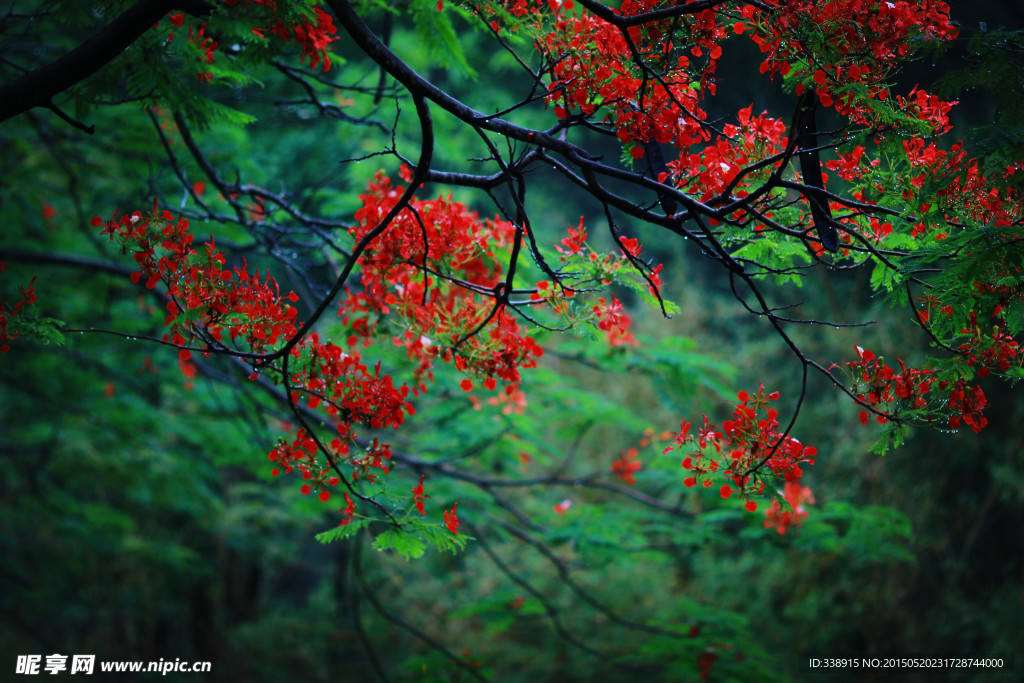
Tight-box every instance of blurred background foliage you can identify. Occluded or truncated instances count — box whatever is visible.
[1,0,1022,681]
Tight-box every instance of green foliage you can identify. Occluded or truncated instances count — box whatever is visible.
[730,214,815,286]
[799,501,915,563]
[370,521,471,559]
[69,17,254,131]
[316,517,372,543]
[933,28,1024,181]
[4,309,66,348]
[410,0,478,77]
[373,526,429,558]
[630,335,736,407]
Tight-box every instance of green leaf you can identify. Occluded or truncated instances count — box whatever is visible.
[373,527,427,559]
[315,518,370,544]
[419,523,471,555]
[409,0,477,78]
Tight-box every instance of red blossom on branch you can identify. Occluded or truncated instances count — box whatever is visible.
[764,482,815,535]
[339,491,356,526]
[95,203,416,504]
[555,217,588,256]
[268,7,338,71]
[344,171,543,393]
[0,277,38,353]
[593,296,637,347]
[412,474,429,515]
[667,386,816,515]
[223,0,337,71]
[611,447,642,486]
[444,503,460,534]
[841,346,990,433]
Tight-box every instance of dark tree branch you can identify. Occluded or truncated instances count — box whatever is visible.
[472,530,641,670]
[0,246,135,277]
[795,92,841,252]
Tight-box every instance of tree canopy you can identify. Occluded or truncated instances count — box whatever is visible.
[2,0,1023,680]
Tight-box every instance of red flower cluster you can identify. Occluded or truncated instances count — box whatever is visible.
[251,330,413,509]
[554,217,587,256]
[93,204,300,355]
[901,139,1024,227]
[342,171,543,393]
[538,2,708,153]
[444,503,460,534]
[845,346,934,419]
[666,386,816,514]
[607,428,671,488]
[750,0,957,119]
[88,170,561,523]
[267,6,338,71]
[943,380,988,432]
[268,428,341,498]
[611,447,642,485]
[529,0,958,171]
[842,346,989,434]
[593,296,637,347]
[225,0,337,71]
[413,474,429,515]
[289,334,412,431]
[763,482,815,535]
[515,0,964,257]
[339,491,356,526]
[548,218,663,305]
[95,203,419,517]
[671,105,787,202]
[959,309,1020,379]
[897,86,956,135]
[187,23,218,82]
[161,13,218,81]
[824,145,878,182]
[0,277,37,353]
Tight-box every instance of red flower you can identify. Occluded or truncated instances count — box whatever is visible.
[764,483,815,535]
[619,236,641,257]
[444,502,460,534]
[412,474,429,515]
[0,276,38,353]
[339,491,356,526]
[592,296,637,347]
[555,217,588,255]
[611,447,642,486]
